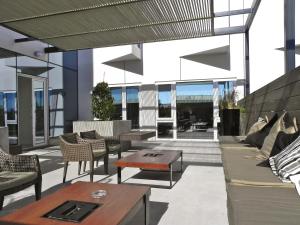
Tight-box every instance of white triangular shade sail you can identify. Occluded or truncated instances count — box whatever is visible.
[276,45,300,55]
[181,45,231,70]
[103,54,143,75]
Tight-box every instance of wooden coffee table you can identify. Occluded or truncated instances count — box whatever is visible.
[115,150,183,188]
[0,182,150,225]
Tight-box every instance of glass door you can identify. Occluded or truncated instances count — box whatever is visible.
[33,77,48,146]
[176,82,214,140]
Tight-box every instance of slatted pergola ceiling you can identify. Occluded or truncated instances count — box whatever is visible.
[0,0,213,51]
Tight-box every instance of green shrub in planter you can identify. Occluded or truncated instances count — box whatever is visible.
[92,82,115,121]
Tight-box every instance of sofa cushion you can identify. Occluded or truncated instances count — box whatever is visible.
[222,147,282,184]
[246,117,268,136]
[270,131,300,157]
[244,114,278,149]
[270,135,300,181]
[0,171,37,192]
[261,113,298,157]
[80,130,97,140]
[227,184,300,225]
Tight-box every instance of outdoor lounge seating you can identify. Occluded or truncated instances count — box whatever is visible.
[59,133,107,183]
[0,147,42,210]
[220,137,300,225]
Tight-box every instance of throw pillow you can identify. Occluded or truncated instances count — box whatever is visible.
[80,130,97,139]
[244,114,278,148]
[62,133,78,144]
[270,130,300,157]
[246,116,268,136]
[269,135,300,181]
[261,113,298,157]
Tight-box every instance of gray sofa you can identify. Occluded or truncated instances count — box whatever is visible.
[220,136,300,225]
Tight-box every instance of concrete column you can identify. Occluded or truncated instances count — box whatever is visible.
[284,0,295,73]
[18,76,33,148]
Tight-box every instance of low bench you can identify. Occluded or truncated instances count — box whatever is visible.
[220,136,300,225]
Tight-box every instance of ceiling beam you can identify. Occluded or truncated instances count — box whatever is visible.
[14,37,35,43]
[44,47,63,53]
[214,26,246,36]
[214,8,252,17]
[245,0,261,31]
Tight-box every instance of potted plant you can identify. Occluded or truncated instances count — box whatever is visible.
[91,82,115,120]
[73,82,131,150]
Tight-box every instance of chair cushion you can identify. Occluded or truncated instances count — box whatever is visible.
[261,113,298,157]
[244,114,278,149]
[62,133,78,144]
[227,184,300,225]
[93,148,106,158]
[108,144,121,152]
[80,130,97,140]
[0,171,37,192]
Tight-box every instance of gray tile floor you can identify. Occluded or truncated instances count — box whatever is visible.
[1,141,228,225]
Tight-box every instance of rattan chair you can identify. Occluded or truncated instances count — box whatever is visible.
[59,133,107,183]
[103,135,122,159]
[0,148,42,210]
[80,131,121,173]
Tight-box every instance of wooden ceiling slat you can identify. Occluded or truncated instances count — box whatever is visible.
[1,0,213,50]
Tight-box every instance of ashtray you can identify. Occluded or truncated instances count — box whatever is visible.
[91,189,107,198]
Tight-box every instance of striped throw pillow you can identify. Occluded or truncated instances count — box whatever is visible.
[269,135,300,182]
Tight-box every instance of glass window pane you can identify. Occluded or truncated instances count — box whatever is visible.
[176,82,214,139]
[48,63,64,137]
[8,124,18,137]
[157,123,173,139]
[6,93,16,120]
[0,93,4,126]
[126,87,139,129]
[158,85,171,118]
[111,87,122,120]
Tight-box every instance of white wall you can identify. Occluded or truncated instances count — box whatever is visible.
[249,0,284,93]
[94,34,245,91]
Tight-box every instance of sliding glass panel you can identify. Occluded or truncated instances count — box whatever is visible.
[126,87,139,129]
[157,122,173,139]
[176,82,214,139]
[33,80,45,145]
[5,93,16,121]
[0,93,4,126]
[111,87,122,120]
[158,85,172,118]
[48,63,64,137]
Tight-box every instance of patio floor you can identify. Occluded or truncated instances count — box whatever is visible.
[0,141,228,225]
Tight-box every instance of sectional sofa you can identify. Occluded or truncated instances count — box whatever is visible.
[220,136,300,225]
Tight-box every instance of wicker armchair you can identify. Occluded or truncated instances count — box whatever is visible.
[103,135,122,159]
[59,133,107,183]
[0,148,42,210]
[80,131,121,173]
